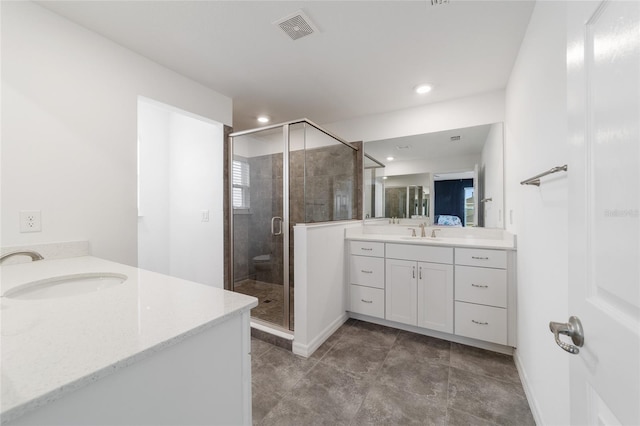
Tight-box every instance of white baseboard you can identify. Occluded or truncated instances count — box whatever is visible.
[292,313,349,357]
[514,349,543,426]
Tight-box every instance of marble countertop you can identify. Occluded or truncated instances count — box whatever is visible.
[0,256,258,424]
[346,230,517,250]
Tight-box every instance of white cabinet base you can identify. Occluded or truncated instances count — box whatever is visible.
[8,312,252,426]
[349,311,514,356]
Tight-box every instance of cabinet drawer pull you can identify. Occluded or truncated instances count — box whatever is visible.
[361,270,373,274]
[361,247,373,251]
[471,256,489,260]
[471,319,489,325]
[361,299,373,304]
[412,266,416,279]
[471,283,489,288]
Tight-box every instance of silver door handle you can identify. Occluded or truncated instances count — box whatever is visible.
[549,316,584,354]
[271,216,283,236]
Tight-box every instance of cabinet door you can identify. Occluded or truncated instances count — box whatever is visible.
[417,262,453,333]
[385,259,417,325]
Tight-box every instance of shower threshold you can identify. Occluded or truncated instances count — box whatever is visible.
[251,319,293,351]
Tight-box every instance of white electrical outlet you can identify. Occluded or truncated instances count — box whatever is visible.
[20,210,42,233]
[201,210,210,222]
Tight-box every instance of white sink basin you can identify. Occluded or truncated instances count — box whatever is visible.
[2,272,128,300]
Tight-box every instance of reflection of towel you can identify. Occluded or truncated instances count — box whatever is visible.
[437,215,463,227]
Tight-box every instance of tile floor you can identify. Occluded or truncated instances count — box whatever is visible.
[251,319,535,425]
[234,279,295,328]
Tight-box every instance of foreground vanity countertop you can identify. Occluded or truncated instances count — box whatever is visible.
[0,256,258,424]
[346,227,517,250]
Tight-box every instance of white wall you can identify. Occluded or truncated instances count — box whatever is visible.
[504,2,570,425]
[293,221,361,357]
[323,90,505,143]
[480,123,505,228]
[138,100,223,287]
[168,111,223,287]
[384,173,430,189]
[137,101,171,275]
[1,2,232,265]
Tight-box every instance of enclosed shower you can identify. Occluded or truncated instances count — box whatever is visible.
[228,120,359,332]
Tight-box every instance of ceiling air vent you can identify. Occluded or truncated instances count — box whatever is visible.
[450,136,461,141]
[274,10,319,41]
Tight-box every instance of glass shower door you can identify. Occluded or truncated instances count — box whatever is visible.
[230,127,289,330]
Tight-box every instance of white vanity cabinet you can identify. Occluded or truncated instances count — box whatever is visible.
[347,238,516,351]
[385,244,454,333]
[454,248,512,345]
[349,241,385,319]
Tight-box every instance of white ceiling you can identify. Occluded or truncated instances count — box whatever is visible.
[37,1,535,131]
[364,123,492,164]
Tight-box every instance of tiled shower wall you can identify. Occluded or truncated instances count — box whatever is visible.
[233,143,357,287]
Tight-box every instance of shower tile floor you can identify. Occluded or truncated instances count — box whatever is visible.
[251,318,535,425]
[234,279,294,328]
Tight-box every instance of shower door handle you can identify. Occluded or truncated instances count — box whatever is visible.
[271,216,283,236]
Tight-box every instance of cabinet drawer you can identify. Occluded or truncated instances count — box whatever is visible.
[386,243,453,264]
[350,241,385,257]
[455,265,507,308]
[350,285,385,318]
[350,255,385,289]
[455,302,507,345]
[455,248,507,269]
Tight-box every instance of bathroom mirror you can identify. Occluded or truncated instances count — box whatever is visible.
[363,123,505,229]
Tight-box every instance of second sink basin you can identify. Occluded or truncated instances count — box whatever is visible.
[2,272,128,300]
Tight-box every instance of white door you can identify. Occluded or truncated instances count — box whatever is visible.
[566,1,640,424]
[385,258,417,325]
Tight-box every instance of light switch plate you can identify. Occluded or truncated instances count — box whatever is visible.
[20,210,42,233]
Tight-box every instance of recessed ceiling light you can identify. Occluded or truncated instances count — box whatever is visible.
[415,84,433,94]
[382,176,388,180]
[257,116,270,123]
[386,156,395,161]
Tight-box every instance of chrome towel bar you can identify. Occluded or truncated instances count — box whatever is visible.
[520,164,568,186]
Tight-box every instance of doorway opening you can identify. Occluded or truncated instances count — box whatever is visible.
[137,97,224,287]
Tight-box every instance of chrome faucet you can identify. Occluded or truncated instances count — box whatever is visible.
[408,228,417,237]
[0,250,44,264]
[431,228,441,238]
[419,223,426,237]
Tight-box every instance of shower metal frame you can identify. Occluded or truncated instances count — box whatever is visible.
[228,119,357,331]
